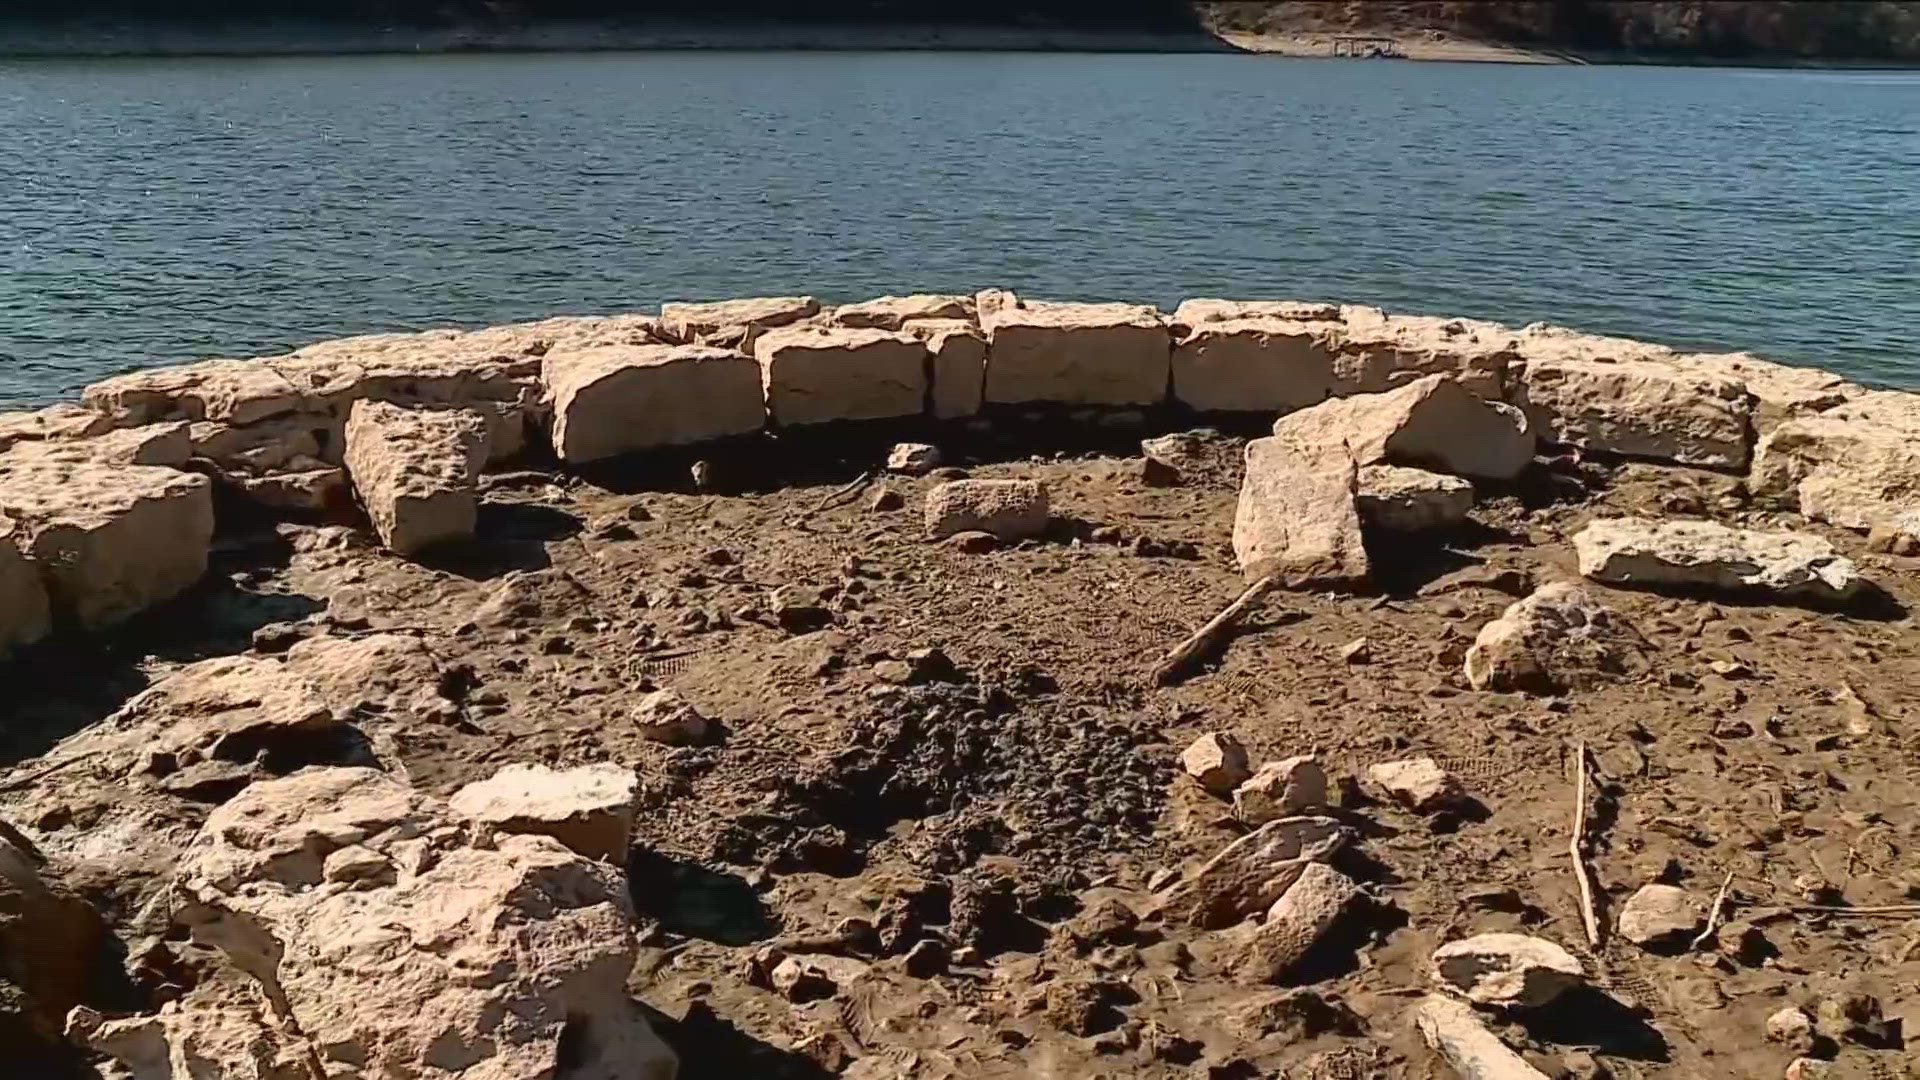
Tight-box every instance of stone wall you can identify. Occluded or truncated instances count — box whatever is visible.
[0,288,1904,656]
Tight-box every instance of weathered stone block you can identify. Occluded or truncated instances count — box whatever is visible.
[543,343,762,463]
[343,401,487,556]
[903,319,988,419]
[660,295,819,343]
[829,294,973,330]
[982,302,1169,406]
[755,326,928,426]
[1171,318,1336,413]
[1232,436,1369,587]
[1510,356,1753,468]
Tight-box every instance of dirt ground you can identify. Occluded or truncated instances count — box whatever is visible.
[6,410,1920,1079]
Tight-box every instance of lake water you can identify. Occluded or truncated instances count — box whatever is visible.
[3,52,1918,407]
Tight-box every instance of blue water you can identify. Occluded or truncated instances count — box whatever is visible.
[3,52,1918,407]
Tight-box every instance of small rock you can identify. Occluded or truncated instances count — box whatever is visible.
[1232,756,1328,825]
[632,688,713,746]
[770,957,839,1003]
[1766,1005,1816,1053]
[769,585,833,633]
[1367,757,1466,814]
[1416,995,1554,1080]
[1340,637,1372,665]
[702,547,737,566]
[1140,456,1182,487]
[945,529,998,553]
[925,479,1049,541]
[689,460,716,492]
[1866,523,1919,556]
[1786,1058,1832,1080]
[250,621,310,654]
[1464,581,1651,694]
[1355,464,1474,531]
[1181,733,1251,797]
[1234,862,1360,983]
[1043,978,1123,1037]
[1061,897,1139,951]
[447,762,640,862]
[903,646,958,683]
[868,486,904,512]
[1815,990,1894,1047]
[903,938,948,978]
[1617,883,1702,948]
[1430,933,1583,1008]
[886,442,942,475]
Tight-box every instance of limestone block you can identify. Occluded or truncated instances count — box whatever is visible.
[542,343,763,462]
[903,319,988,419]
[450,762,640,862]
[1180,732,1251,796]
[1330,307,1518,399]
[982,302,1169,406]
[1415,996,1552,1080]
[1171,317,1337,413]
[755,325,928,426]
[829,293,973,330]
[1234,862,1359,983]
[1171,298,1341,329]
[83,358,304,426]
[1431,933,1583,1008]
[1233,755,1328,824]
[660,295,819,343]
[342,401,488,556]
[1232,436,1369,587]
[1617,884,1701,947]
[1684,351,1861,435]
[1273,374,1533,481]
[1355,464,1473,531]
[1573,517,1861,602]
[1751,390,1920,533]
[0,404,115,453]
[0,459,213,631]
[1510,355,1753,468]
[1366,757,1466,813]
[924,479,1049,540]
[0,514,50,655]
[1156,816,1351,929]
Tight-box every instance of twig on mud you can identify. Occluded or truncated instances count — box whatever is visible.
[1568,740,1603,948]
[809,471,874,514]
[1790,904,1920,917]
[1149,573,1279,687]
[1691,869,1735,950]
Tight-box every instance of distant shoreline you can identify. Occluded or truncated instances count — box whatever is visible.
[4,19,1919,66]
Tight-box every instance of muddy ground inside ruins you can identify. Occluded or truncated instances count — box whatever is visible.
[5,409,1920,1079]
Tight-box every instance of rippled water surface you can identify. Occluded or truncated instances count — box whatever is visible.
[3,53,1918,406]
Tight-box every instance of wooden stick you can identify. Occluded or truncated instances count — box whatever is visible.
[809,471,873,514]
[1691,869,1735,950]
[1790,904,1920,917]
[1568,741,1602,948]
[1150,574,1278,686]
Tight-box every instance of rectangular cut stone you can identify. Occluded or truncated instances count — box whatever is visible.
[1171,298,1340,329]
[1331,307,1517,399]
[659,296,819,343]
[829,294,973,330]
[542,344,764,463]
[902,319,987,420]
[0,404,116,453]
[755,326,928,426]
[83,358,305,426]
[1510,356,1753,468]
[982,302,1170,406]
[1752,390,1920,532]
[343,401,488,556]
[1232,437,1369,587]
[1172,317,1336,413]
[0,514,51,655]
[0,460,213,631]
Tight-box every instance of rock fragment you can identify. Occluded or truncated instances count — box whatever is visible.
[829,293,972,330]
[886,442,942,475]
[1180,732,1251,796]
[1158,816,1351,929]
[902,319,988,419]
[1233,756,1328,825]
[660,295,819,344]
[982,301,1169,406]
[449,762,640,862]
[1232,435,1369,587]
[1572,517,1862,602]
[1367,757,1467,814]
[1272,373,1534,481]
[1415,995,1552,1080]
[1751,390,1920,534]
[631,688,714,745]
[542,343,764,462]
[1464,581,1650,694]
[1766,1005,1816,1053]
[1616,883,1702,948]
[1234,862,1360,983]
[1430,933,1583,1008]
[342,400,488,556]
[924,479,1049,541]
[1356,464,1475,531]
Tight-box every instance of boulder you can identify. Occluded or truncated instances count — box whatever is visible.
[1751,390,1920,534]
[1366,758,1466,814]
[1156,816,1351,929]
[1273,374,1534,481]
[829,293,973,330]
[1415,996,1552,1080]
[83,357,304,426]
[886,442,941,475]
[449,762,640,862]
[0,515,51,655]
[1431,933,1583,1008]
[134,768,679,1080]
[756,326,928,426]
[1328,308,1519,399]
[342,401,488,556]
[0,827,110,1071]
[1170,317,1336,413]
[1355,464,1474,531]
[0,458,213,631]
[1180,732,1251,796]
[1232,436,1369,587]
[543,343,764,462]
[660,295,819,344]
[1572,517,1861,602]
[981,301,1169,406]
[902,319,988,419]
[1233,755,1328,824]
[1616,883,1701,947]
[1171,298,1340,328]
[924,479,1049,541]
[1464,581,1651,694]
[1234,862,1360,983]
[1509,355,1753,468]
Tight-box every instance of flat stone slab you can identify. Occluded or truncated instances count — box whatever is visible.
[450,762,640,862]
[1355,464,1473,531]
[1233,436,1369,587]
[829,293,973,330]
[982,301,1169,406]
[1572,516,1862,602]
[660,295,819,343]
[924,479,1049,541]
[343,401,488,557]
[1327,308,1518,399]
[755,325,928,426]
[1273,374,1533,482]
[542,343,764,463]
